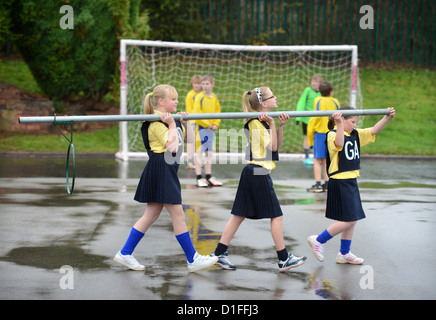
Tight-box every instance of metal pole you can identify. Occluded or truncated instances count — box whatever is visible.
[119,40,129,161]
[18,109,391,124]
[351,45,358,109]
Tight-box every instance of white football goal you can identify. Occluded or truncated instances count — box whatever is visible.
[118,40,361,161]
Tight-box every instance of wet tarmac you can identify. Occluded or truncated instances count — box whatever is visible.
[0,154,435,301]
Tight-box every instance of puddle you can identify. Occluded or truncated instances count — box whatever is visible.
[0,245,111,270]
[0,185,117,208]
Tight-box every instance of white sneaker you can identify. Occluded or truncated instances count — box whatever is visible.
[336,252,364,265]
[187,252,218,272]
[207,176,222,186]
[114,251,145,271]
[308,235,324,262]
[197,178,208,187]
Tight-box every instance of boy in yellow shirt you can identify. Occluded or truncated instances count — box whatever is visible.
[192,74,222,187]
[185,75,202,168]
[296,74,323,165]
[306,81,340,192]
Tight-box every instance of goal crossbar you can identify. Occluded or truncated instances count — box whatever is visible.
[121,40,357,53]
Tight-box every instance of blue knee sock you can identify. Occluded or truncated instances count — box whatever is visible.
[176,231,196,263]
[317,229,333,244]
[340,239,352,255]
[120,227,145,255]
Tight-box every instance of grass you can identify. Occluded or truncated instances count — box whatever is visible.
[0,59,45,95]
[359,68,436,155]
[1,57,435,155]
[0,126,119,153]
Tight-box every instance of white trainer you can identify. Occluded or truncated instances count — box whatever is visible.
[336,252,364,265]
[114,251,145,271]
[197,178,208,187]
[308,235,325,262]
[187,252,218,272]
[207,176,222,186]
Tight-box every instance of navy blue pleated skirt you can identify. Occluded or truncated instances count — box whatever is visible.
[231,164,283,220]
[134,153,182,204]
[326,178,366,221]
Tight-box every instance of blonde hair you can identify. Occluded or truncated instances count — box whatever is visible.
[311,74,323,82]
[190,75,202,86]
[202,74,214,83]
[143,84,178,114]
[242,87,269,113]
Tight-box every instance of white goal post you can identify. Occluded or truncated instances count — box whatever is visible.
[118,40,361,161]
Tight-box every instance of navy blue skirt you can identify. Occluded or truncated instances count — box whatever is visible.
[134,153,182,204]
[231,164,283,220]
[326,178,365,221]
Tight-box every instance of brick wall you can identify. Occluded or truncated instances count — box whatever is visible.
[0,82,119,133]
[0,82,54,133]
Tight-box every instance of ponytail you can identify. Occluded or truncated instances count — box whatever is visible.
[327,116,335,130]
[143,93,154,114]
[327,105,356,130]
[242,91,251,113]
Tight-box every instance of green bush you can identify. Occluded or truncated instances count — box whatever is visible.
[6,0,149,112]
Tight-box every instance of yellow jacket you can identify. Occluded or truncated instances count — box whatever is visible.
[307,96,340,147]
[192,92,221,128]
[184,89,198,114]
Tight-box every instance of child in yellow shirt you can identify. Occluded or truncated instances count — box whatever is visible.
[212,87,306,272]
[185,75,202,168]
[296,74,323,165]
[114,84,218,272]
[308,106,396,264]
[306,81,340,192]
[192,74,222,187]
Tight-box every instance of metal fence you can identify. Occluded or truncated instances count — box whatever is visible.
[193,0,434,67]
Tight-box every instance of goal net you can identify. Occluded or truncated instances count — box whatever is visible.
[118,40,362,161]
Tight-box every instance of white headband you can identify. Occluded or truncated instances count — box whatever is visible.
[254,88,262,103]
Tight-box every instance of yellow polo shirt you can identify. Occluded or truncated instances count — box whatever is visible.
[307,96,340,147]
[192,92,221,128]
[247,119,276,171]
[147,111,185,153]
[184,89,197,114]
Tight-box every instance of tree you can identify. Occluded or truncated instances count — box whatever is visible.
[7,0,149,112]
[143,0,211,43]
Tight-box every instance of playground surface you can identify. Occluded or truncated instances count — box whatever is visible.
[0,154,435,301]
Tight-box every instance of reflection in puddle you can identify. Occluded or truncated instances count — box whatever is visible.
[306,267,339,300]
[183,204,220,255]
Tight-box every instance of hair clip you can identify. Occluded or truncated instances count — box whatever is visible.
[248,91,252,95]
[255,88,262,103]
